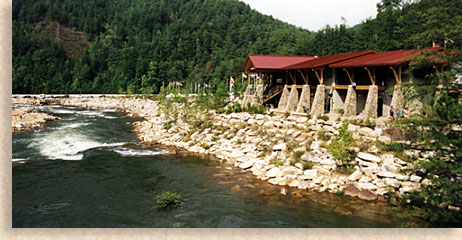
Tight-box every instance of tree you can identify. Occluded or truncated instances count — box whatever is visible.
[400,50,462,227]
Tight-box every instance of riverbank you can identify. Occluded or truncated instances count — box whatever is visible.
[12,107,62,132]
[12,95,429,202]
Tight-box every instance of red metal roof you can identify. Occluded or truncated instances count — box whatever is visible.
[329,47,445,68]
[284,50,376,69]
[242,55,315,72]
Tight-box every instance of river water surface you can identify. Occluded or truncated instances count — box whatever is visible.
[12,105,409,227]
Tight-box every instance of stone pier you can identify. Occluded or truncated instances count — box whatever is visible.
[242,85,253,106]
[343,85,357,117]
[311,85,325,116]
[361,85,378,118]
[249,84,264,105]
[330,89,344,114]
[296,85,311,113]
[276,85,290,111]
[286,85,299,112]
[390,84,403,111]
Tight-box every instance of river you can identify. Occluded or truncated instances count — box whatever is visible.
[12,105,409,227]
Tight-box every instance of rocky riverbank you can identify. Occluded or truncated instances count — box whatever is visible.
[13,95,430,201]
[12,107,62,132]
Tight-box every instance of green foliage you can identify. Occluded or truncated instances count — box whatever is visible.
[317,130,330,141]
[245,104,266,114]
[397,50,462,227]
[156,191,181,208]
[12,0,462,94]
[269,157,284,167]
[317,115,329,121]
[327,121,356,166]
[337,109,345,115]
[349,118,376,128]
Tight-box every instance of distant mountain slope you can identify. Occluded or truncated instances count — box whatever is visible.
[13,0,313,94]
[12,0,462,94]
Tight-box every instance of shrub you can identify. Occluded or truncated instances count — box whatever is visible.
[269,157,284,166]
[301,160,315,170]
[327,121,356,166]
[317,115,329,121]
[284,111,291,118]
[337,109,345,115]
[156,191,181,208]
[317,130,330,141]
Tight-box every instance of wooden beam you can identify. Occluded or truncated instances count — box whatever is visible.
[298,70,308,85]
[389,66,401,84]
[312,68,324,85]
[298,85,385,90]
[343,68,355,85]
[364,67,376,85]
[288,71,296,84]
[287,85,304,89]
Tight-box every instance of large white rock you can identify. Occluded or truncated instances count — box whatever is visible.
[348,170,363,181]
[357,152,382,163]
[358,127,375,136]
[314,176,324,184]
[266,167,281,178]
[320,158,336,166]
[303,169,318,179]
[273,143,287,151]
[377,171,396,178]
[356,182,378,190]
[310,141,322,151]
[263,121,274,128]
[239,159,256,169]
[410,175,422,183]
[255,114,265,120]
[383,178,402,188]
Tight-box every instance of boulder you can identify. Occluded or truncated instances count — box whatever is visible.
[256,120,265,126]
[383,178,402,188]
[343,185,361,197]
[297,181,309,190]
[313,166,331,175]
[358,127,374,136]
[273,143,287,151]
[239,159,256,169]
[303,169,318,179]
[263,121,274,128]
[377,171,396,179]
[356,182,377,190]
[266,167,281,178]
[358,189,377,201]
[348,170,362,181]
[255,114,265,120]
[310,141,322,151]
[410,175,422,183]
[357,152,381,163]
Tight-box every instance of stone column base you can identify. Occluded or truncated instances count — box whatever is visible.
[296,85,311,113]
[311,85,325,116]
[344,85,357,117]
[361,85,378,118]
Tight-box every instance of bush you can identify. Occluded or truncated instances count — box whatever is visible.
[317,130,330,141]
[317,115,329,121]
[327,121,356,166]
[156,191,181,208]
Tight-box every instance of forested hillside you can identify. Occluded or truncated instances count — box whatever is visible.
[12,0,462,94]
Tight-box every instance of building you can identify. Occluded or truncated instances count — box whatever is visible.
[241,47,446,118]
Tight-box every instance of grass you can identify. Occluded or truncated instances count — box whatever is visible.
[156,191,181,208]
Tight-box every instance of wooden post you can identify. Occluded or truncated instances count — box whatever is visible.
[343,68,355,85]
[312,68,324,85]
[390,66,401,84]
[298,70,308,85]
[365,67,376,85]
[288,71,297,84]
